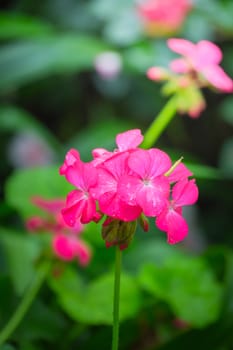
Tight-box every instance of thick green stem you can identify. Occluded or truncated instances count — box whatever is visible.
[141,95,178,149]
[112,246,122,350]
[0,261,50,345]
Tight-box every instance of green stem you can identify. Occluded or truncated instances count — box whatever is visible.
[112,247,122,350]
[141,95,178,149]
[0,261,50,345]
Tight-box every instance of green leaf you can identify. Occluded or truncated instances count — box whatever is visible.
[49,266,142,324]
[139,256,222,327]
[0,13,55,39]
[0,228,41,295]
[0,34,108,91]
[5,166,72,219]
[185,162,221,180]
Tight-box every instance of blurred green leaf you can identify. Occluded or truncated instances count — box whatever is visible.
[0,13,55,39]
[185,163,221,180]
[0,34,108,91]
[139,256,222,327]
[49,266,142,324]
[0,228,41,295]
[5,166,72,219]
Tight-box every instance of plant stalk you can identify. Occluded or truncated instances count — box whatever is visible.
[112,246,122,350]
[0,261,50,345]
[141,95,178,149]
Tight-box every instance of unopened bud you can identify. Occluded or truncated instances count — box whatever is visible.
[102,218,137,249]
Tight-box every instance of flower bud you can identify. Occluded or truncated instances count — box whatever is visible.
[102,218,137,249]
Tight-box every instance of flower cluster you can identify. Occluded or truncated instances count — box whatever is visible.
[60,129,198,248]
[147,38,233,117]
[26,196,91,266]
[137,0,192,36]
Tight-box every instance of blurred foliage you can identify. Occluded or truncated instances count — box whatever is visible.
[0,0,233,349]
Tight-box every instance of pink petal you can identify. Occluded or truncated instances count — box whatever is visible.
[147,67,168,81]
[62,190,97,225]
[168,163,193,183]
[66,161,97,190]
[172,179,199,207]
[167,38,196,57]
[52,234,77,261]
[31,196,65,214]
[118,174,140,206]
[169,58,189,73]
[90,168,116,200]
[147,149,172,178]
[128,149,171,179]
[91,148,113,166]
[102,152,130,179]
[156,209,188,244]
[136,176,170,216]
[59,149,80,175]
[99,191,141,221]
[116,129,143,151]
[202,65,233,92]
[195,40,222,68]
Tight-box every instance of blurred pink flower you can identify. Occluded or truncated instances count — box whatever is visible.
[94,51,122,79]
[168,38,233,92]
[7,132,55,168]
[26,196,91,265]
[137,0,192,36]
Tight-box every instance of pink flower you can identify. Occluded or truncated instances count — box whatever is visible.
[137,0,192,36]
[156,179,198,244]
[52,233,91,265]
[91,152,142,221]
[60,156,100,225]
[92,129,143,166]
[118,149,171,216]
[59,148,80,175]
[168,38,233,92]
[60,129,199,248]
[26,196,91,265]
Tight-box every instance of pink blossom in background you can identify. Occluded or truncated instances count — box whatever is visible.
[168,38,233,92]
[147,38,233,117]
[7,132,55,168]
[26,196,91,266]
[94,51,122,80]
[137,0,192,36]
[61,129,198,247]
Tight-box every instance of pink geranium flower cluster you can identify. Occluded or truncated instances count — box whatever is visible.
[60,129,198,247]
[137,0,192,36]
[26,196,91,266]
[147,38,233,117]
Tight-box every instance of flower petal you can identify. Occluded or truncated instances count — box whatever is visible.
[170,58,189,73]
[202,65,233,92]
[167,38,195,57]
[168,163,193,183]
[172,179,199,207]
[52,234,77,261]
[156,208,188,244]
[195,40,222,68]
[116,129,143,151]
[59,149,80,175]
